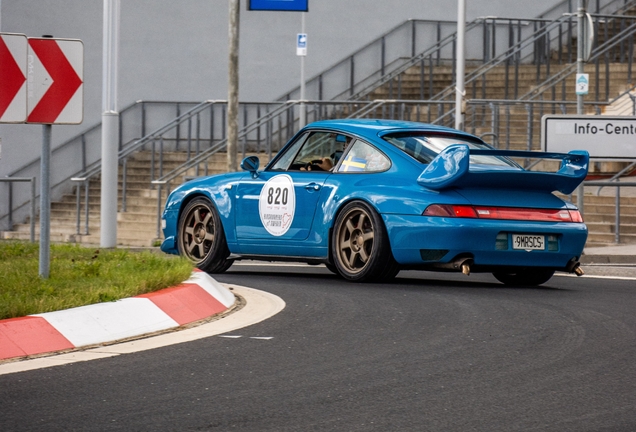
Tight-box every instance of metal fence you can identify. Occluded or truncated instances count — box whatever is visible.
[582,181,636,243]
[279,0,634,103]
[2,0,635,242]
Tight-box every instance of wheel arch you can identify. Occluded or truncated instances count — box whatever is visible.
[327,196,395,264]
[175,190,232,250]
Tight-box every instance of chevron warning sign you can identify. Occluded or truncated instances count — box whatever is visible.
[27,37,83,125]
[0,33,27,123]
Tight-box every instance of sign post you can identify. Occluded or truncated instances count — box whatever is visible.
[26,36,84,277]
[455,0,466,131]
[247,0,309,133]
[297,14,307,128]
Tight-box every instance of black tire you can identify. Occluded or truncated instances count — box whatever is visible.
[331,201,399,282]
[325,263,339,274]
[177,197,233,273]
[492,268,555,286]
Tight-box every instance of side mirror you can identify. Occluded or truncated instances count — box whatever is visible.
[240,156,260,177]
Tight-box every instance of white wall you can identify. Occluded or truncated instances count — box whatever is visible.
[0,0,559,177]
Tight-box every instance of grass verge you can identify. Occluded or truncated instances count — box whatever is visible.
[0,241,193,320]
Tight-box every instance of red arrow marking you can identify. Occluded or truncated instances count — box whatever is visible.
[0,36,26,119]
[27,39,82,123]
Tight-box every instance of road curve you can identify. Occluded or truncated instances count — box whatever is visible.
[1,264,635,431]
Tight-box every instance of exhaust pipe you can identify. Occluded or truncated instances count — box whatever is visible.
[454,258,473,276]
[431,257,473,275]
[566,259,584,276]
[573,264,584,276]
[461,262,471,276]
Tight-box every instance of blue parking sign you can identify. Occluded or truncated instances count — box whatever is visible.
[297,33,307,56]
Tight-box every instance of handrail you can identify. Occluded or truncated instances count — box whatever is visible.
[151,100,295,185]
[582,180,636,244]
[276,19,454,101]
[523,17,636,100]
[74,100,222,180]
[0,177,36,242]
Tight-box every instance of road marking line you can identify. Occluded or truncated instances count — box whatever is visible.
[556,273,636,281]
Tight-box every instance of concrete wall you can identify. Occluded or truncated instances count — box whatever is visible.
[0,0,558,178]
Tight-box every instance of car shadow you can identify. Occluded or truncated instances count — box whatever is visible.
[218,266,572,292]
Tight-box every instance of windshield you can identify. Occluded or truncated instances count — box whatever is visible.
[383,132,516,167]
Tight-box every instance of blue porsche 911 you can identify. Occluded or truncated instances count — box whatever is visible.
[160,119,588,286]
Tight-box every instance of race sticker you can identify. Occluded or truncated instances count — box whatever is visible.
[259,174,296,236]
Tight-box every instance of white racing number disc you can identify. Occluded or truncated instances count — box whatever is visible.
[259,174,296,236]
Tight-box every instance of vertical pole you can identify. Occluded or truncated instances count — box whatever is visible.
[299,12,307,129]
[576,0,586,217]
[39,124,52,278]
[101,0,120,248]
[30,177,36,243]
[227,0,240,172]
[455,0,466,130]
[577,0,586,115]
[615,186,620,244]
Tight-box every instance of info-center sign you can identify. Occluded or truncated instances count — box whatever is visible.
[542,115,636,159]
[0,33,83,125]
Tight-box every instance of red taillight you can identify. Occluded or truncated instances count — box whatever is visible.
[568,210,584,223]
[423,204,583,223]
[423,204,478,218]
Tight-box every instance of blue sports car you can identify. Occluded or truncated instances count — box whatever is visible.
[160,119,589,286]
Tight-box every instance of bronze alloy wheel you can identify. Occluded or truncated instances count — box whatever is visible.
[331,201,399,282]
[178,197,232,273]
[336,206,375,274]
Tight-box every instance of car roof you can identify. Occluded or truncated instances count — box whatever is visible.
[303,119,480,142]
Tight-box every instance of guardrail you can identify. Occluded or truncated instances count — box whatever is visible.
[582,181,636,244]
[0,177,36,242]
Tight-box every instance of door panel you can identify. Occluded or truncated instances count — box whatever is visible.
[235,171,329,242]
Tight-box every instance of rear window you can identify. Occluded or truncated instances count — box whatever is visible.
[383,132,516,167]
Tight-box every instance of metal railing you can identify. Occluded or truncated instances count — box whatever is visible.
[582,181,636,243]
[279,0,632,104]
[0,177,36,242]
[2,0,634,244]
[0,100,212,231]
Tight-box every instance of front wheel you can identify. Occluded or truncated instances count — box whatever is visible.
[177,197,233,273]
[492,269,555,286]
[331,201,399,282]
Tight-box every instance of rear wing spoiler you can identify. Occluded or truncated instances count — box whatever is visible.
[417,145,589,195]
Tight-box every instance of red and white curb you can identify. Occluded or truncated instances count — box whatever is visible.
[0,270,235,361]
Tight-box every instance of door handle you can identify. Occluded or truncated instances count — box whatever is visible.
[305,183,321,191]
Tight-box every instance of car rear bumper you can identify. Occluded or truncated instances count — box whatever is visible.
[383,214,588,270]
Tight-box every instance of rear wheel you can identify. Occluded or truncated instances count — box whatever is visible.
[492,268,555,286]
[331,201,399,282]
[177,197,233,273]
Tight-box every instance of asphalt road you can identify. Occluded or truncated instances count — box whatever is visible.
[2,264,636,431]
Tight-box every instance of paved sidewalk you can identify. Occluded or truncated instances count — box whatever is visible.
[582,243,636,264]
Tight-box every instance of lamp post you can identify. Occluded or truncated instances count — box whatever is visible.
[227,0,240,172]
[455,0,466,131]
[101,0,120,248]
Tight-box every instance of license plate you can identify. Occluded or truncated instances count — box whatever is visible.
[512,234,545,250]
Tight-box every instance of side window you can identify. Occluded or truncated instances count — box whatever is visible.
[335,140,391,173]
[269,132,309,171]
[273,131,352,172]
